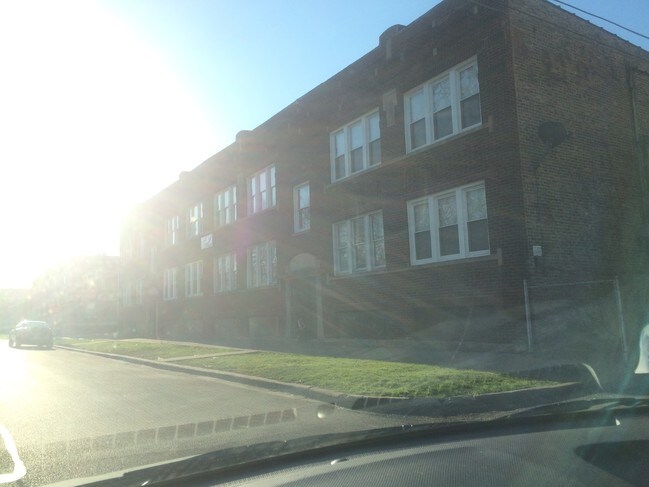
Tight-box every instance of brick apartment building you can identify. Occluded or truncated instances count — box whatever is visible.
[120,0,649,347]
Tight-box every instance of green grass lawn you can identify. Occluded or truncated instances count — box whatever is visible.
[58,339,555,398]
[183,352,552,398]
[56,339,234,360]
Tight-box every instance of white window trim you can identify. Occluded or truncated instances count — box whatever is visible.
[214,185,237,228]
[184,261,203,297]
[163,267,178,301]
[214,252,237,293]
[333,210,386,276]
[165,216,179,246]
[407,182,490,265]
[330,109,381,182]
[293,181,310,233]
[187,203,204,238]
[404,57,481,153]
[247,241,278,288]
[248,165,277,216]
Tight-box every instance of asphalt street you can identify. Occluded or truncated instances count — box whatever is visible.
[0,340,406,486]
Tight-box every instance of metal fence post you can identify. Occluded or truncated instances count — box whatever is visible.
[613,277,629,362]
[524,279,533,352]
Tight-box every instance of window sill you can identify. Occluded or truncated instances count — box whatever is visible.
[406,122,485,156]
[293,228,311,236]
[327,253,498,282]
[327,163,382,187]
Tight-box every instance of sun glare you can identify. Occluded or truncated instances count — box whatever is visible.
[0,0,223,288]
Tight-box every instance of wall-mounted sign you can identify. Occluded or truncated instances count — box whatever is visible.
[201,234,213,250]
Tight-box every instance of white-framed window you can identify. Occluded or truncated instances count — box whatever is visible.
[163,267,178,301]
[187,202,204,238]
[404,58,481,152]
[333,211,385,276]
[293,182,310,233]
[407,182,489,264]
[214,252,237,293]
[248,165,276,215]
[247,241,277,288]
[331,110,381,182]
[184,261,203,297]
[215,185,237,228]
[165,216,179,246]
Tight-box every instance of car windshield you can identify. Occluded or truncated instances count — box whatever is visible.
[1,0,649,485]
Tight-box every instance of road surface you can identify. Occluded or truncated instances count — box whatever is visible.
[0,341,403,486]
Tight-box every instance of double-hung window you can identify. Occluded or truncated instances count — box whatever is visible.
[163,267,178,300]
[293,182,310,233]
[405,58,481,152]
[187,203,203,238]
[165,216,179,246]
[407,182,489,264]
[185,261,203,297]
[333,211,385,275]
[247,241,277,288]
[215,185,237,228]
[248,165,276,215]
[214,252,237,293]
[330,110,381,182]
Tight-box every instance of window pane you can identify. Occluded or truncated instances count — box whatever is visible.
[371,213,384,239]
[338,247,350,273]
[409,89,425,122]
[460,64,479,98]
[438,195,457,227]
[249,248,258,287]
[439,224,460,256]
[334,131,345,156]
[353,244,367,270]
[270,244,277,284]
[411,118,426,149]
[368,113,380,141]
[259,244,268,285]
[298,185,309,208]
[335,155,346,179]
[466,187,487,221]
[336,222,349,248]
[352,217,365,244]
[369,138,381,166]
[352,217,367,270]
[461,93,481,129]
[432,77,451,110]
[350,122,363,150]
[468,219,489,252]
[351,147,364,173]
[414,202,429,232]
[373,238,386,267]
[299,207,310,230]
[415,231,432,260]
[434,106,453,139]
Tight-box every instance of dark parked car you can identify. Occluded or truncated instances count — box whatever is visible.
[8,320,54,349]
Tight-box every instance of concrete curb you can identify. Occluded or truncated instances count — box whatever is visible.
[55,345,600,414]
[55,345,406,410]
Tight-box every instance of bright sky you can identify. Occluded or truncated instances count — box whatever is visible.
[0,0,647,289]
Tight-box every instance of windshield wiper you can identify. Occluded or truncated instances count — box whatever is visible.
[503,395,649,421]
